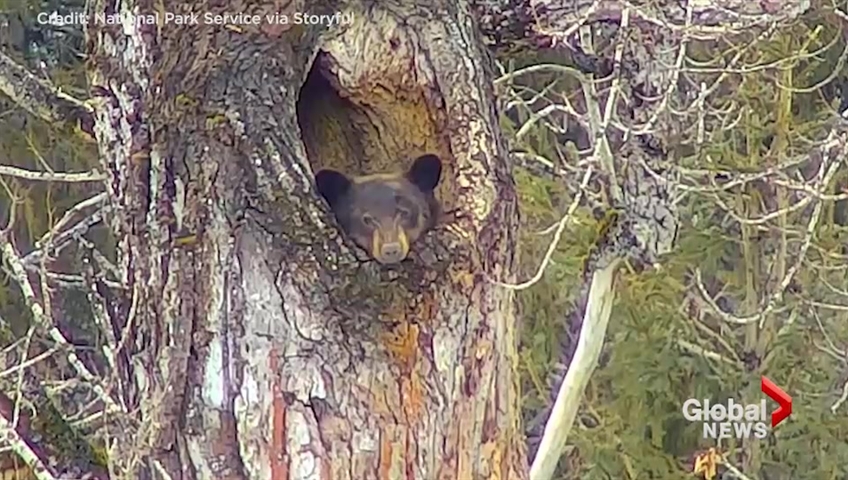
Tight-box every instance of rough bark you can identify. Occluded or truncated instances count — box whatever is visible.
[86,0,524,479]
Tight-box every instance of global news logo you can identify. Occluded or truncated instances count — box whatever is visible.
[681,376,792,440]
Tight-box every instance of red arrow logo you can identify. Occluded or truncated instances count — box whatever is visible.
[761,376,792,427]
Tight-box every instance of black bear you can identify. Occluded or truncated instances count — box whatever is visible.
[315,154,442,264]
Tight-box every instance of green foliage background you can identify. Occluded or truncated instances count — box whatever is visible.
[511,3,848,479]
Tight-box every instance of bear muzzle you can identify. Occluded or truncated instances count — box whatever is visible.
[371,226,410,264]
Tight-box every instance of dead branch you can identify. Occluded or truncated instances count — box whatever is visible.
[0,374,110,480]
[530,136,679,480]
[21,193,108,268]
[695,131,847,326]
[0,50,92,128]
[0,412,57,480]
[0,165,106,183]
[0,231,125,418]
[529,259,620,480]
[494,165,594,290]
[470,0,810,54]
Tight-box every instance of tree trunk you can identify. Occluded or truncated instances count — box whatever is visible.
[86,1,524,478]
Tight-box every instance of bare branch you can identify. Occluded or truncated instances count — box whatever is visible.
[22,193,109,268]
[0,165,106,183]
[470,0,811,54]
[0,50,93,128]
[0,412,57,480]
[676,339,740,368]
[695,132,846,326]
[529,259,620,480]
[530,134,679,480]
[721,460,757,480]
[832,379,848,414]
[0,231,126,417]
[493,165,594,290]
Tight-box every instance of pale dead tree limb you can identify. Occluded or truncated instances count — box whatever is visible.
[515,103,583,141]
[494,9,632,293]
[0,165,106,183]
[0,368,111,480]
[32,192,107,249]
[721,459,757,480]
[807,309,848,414]
[512,151,577,179]
[770,178,848,201]
[27,176,127,436]
[0,368,39,480]
[20,206,106,268]
[0,345,60,379]
[21,192,108,268]
[530,140,679,480]
[78,241,123,402]
[707,177,818,226]
[684,296,744,364]
[832,379,848,414]
[500,67,585,141]
[0,202,125,474]
[76,236,123,282]
[808,300,848,311]
[496,62,590,190]
[0,49,92,128]
[811,308,845,360]
[678,157,809,193]
[0,413,57,480]
[521,11,640,478]
[0,333,38,480]
[774,306,799,339]
[0,179,20,236]
[8,326,36,446]
[529,259,620,480]
[495,63,586,88]
[816,277,848,300]
[581,6,630,203]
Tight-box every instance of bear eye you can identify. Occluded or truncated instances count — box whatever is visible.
[398,208,412,220]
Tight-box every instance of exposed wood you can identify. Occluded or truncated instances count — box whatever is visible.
[530,259,619,480]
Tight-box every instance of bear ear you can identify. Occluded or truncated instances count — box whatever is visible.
[315,169,352,207]
[406,154,442,193]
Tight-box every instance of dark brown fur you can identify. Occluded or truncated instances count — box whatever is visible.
[315,154,442,264]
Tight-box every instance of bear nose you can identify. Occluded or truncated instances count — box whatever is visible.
[379,243,405,263]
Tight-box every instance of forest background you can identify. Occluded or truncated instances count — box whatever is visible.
[1,0,848,479]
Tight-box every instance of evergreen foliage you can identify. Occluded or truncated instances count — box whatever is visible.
[513,3,848,478]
